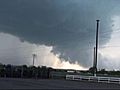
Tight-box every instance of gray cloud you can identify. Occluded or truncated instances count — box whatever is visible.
[0,0,120,68]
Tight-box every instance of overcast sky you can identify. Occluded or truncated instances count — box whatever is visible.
[0,0,120,70]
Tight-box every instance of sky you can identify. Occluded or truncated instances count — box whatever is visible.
[0,0,120,70]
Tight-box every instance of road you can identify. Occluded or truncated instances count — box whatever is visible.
[0,78,120,89]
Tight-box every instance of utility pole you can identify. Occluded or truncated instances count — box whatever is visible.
[93,47,96,76]
[32,54,37,79]
[32,54,36,66]
[95,20,100,76]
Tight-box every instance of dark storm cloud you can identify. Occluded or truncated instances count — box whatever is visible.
[0,0,119,67]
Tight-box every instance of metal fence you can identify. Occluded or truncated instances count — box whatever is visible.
[66,75,120,84]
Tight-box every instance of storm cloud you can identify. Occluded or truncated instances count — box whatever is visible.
[0,0,120,68]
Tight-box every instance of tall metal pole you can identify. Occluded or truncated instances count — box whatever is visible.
[32,54,37,78]
[32,54,36,66]
[95,20,100,76]
[93,47,96,76]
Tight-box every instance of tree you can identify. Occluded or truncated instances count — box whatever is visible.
[5,64,12,77]
[89,67,94,74]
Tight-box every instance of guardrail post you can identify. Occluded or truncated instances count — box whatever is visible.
[73,75,74,80]
[97,77,99,82]
[88,77,90,81]
[108,78,110,83]
[119,78,120,84]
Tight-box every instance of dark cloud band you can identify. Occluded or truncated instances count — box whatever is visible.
[0,0,119,67]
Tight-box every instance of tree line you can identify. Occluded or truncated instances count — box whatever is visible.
[89,67,120,77]
[0,63,120,79]
[0,63,53,79]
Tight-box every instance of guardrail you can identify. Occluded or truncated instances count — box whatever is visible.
[66,75,120,84]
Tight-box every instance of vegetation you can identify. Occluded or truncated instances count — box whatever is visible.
[0,63,52,79]
[0,63,120,79]
[89,67,120,77]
